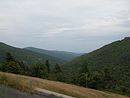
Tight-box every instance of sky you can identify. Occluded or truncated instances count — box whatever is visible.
[0,0,130,53]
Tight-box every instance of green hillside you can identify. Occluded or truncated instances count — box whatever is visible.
[0,42,65,65]
[63,37,130,96]
[24,47,82,61]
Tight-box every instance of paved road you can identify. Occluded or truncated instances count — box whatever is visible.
[35,88,74,98]
[0,85,59,98]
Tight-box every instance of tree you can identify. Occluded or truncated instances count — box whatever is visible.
[88,68,116,90]
[45,60,50,73]
[78,64,91,87]
[101,68,115,89]
[52,63,65,81]
[54,63,62,73]
[5,52,15,62]
[18,61,30,75]
[88,71,103,89]
[32,63,48,78]
[0,61,21,74]
[0,52,22,74]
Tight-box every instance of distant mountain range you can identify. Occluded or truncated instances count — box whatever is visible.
[0,42,81,66]
[24,47,82,61]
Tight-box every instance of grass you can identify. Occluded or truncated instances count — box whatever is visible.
[0,71,129,98]
[0,72,33,93]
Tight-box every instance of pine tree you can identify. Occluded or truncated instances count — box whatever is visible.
[53,63,65,81]
[54,63,62,73]
[5,52,15,62]
[45,60,50,73]
[0,52,21,74]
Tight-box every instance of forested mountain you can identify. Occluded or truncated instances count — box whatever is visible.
[0,42,64,65]
[63,37,130,96]
[63,37,130,71]
[24,47,82,61]
[0,37,130,96]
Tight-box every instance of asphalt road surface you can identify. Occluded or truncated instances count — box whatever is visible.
[0,85,59,98]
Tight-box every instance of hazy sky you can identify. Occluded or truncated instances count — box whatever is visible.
[0,0,130,53]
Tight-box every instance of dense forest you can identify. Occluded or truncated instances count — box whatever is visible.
[0,52,65,82]
[63,37,130,96]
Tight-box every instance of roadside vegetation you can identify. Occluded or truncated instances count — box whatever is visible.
[0,72,129,98]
